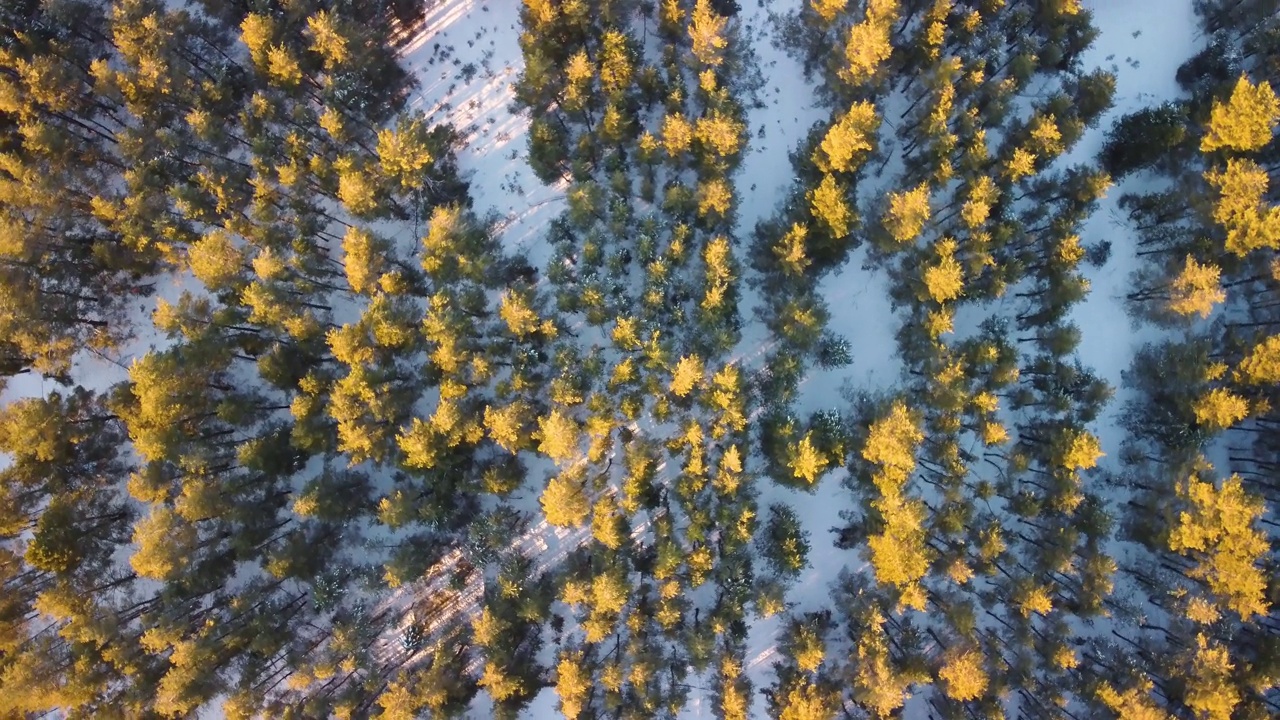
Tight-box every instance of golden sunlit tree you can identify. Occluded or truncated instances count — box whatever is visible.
[670,354,704,397]
[841,0,898,87]
[1191,388,1250,430]
[862,402,929,609]
[1169,471,1269,618]
[774,222,811,276]
[788,432,828,485]
[809,174,852,238]
[1181,634,1240,720]
[555,651,591,720]
[662,113,694,157]
[922,238,964,303]
[306,11,349,67]
[938,648,988,702]
[883,183,931,244]
[689,0,728,67]
[542,465,590,528]
[776,678,839,720]
[1094,680,1171,720]
[814,101,880,173]
[810,0,847,23]
[695,112,745,158]
[538,409,581,463]
[1234,334,1280,384]
[1167,255,1226,318]
[484,401,531,454]
[1205,158,1280,256]
[1201,75,1280,153]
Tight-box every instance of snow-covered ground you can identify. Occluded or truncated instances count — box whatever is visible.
[0,0,1204,717]
[1067,0,1201,458]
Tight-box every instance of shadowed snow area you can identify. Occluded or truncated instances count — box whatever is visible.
[1067,0,1200,460]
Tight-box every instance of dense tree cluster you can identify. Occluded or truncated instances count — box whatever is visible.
[1,0,1277,718]
[744,1,1133,717]
[1111,1,1280,716]
[0,0,494,716]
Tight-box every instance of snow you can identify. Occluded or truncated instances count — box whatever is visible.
[0,0,1207,717]
[1067,0,1202,459]
[399,0,568,269]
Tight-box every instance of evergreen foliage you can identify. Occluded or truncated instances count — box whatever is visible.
[2,1,1278,718]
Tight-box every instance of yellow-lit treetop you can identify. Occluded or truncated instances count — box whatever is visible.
[1202,75,1280,153]
[1170,472,1269,619]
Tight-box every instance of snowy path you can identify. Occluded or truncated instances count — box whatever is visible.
[1067,0,1201,454]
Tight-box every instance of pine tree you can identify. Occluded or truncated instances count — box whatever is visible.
[862,402,923,481]
[689,0,728,68]
[335,156,380,216]
[791,624,825,673]
[485,401,532,454]
[861,402,929,609]
[1191,388,1250,430]
[882,183,931,244]
[759,503,810,576]
[537,409,581,463]
[555,651,592,719]
[773,223,812,276]
[814,101,880,173]
[477,661,523,703]
[788,433,828,485]
[129,506,197,581]
[591,495,627,549]
[1181,634,1240,720]
[840,0,898,87]
[341,227,389,296]
[1101,103,1189,178]
[938,649,987,701]
[1201,75,1280,153]
[1234,334,1280,384]
[848,609,917,716]
[1205,158,1280,255]
[599,30,633,95]
[809,174,852,238]
[187,231,247,291]
[1095,680,1170,720]
[775,678,839,720]
[695,112,745,158]
[240,13,275,65]
[1169,472,1269,618]
[810,0,847,24]
[523,0,557,27]
[1006,147,1037,180]
[306,11,349,68]
[377,113,438,192]
[499,290,542,337]
[1167,255,1225,318]
[663,113,694,157]
[1058,428,1105,471]
[670,354,705,397]
[715,656,752,720]
[564,49,592,112]
[867,492,930,610]
[697,177,734,219]
[541,466,590,528]
[265,45,303,87]
[922,238,964,303]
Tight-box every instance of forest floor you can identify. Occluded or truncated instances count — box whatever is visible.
[0,1,1205,718]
